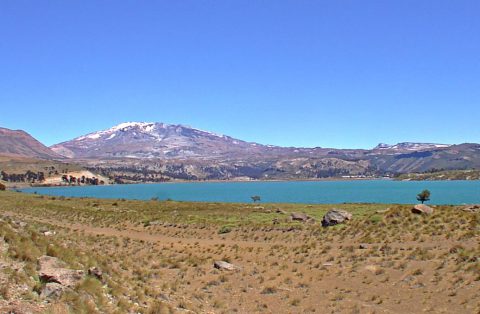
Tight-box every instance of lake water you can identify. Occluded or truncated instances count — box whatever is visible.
[21,180,480,205]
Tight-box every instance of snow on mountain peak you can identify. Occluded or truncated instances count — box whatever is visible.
[112,122,154,131]
[74,122,156,141]
[374,142,451,150]
[73,122,229,143]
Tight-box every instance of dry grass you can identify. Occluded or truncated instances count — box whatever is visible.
[0,191,478,313]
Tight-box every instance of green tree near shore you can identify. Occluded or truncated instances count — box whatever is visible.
[416,189,431,204]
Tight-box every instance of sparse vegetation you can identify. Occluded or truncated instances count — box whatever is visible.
[0,191,478,313]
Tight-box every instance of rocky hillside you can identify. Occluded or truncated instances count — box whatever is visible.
[0,127,61,159]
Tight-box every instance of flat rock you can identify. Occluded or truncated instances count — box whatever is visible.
[214,261,239,271]
[461,204,480,213]
[411,204,434,215]
[38,256,84,287]
[290,212,310,222]
[322,209,352,227]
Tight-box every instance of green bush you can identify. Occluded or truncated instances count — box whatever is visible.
[218,225,232,234]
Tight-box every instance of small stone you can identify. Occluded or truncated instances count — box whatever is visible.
[214,261,239,271]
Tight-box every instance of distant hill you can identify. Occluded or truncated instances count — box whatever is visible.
[48,122,480,180]
[0,127,61,159]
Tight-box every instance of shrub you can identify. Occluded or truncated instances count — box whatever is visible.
[218,225,232,234]
[0,182,6,191]
[416,189,431,204]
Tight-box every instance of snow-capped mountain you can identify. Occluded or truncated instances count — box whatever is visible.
[51,122,279,159]
[374,142,451,151]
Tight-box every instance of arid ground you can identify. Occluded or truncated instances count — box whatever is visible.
[0,191,478,313]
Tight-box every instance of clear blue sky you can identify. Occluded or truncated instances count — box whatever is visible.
[1,1,479,148]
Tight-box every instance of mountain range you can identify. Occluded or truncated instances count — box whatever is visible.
[1,122,479,181]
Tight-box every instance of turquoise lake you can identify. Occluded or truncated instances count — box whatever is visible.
[21,180,480,205]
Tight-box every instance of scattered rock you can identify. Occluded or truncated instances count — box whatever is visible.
[359,244,368,249]
[321,209,352,227]
[275,209,287,214]
[253,206,265,210]
[461,204,480,213]
[411,204,434,215]
[88,267,103,280]
[322,263,334,267]
[146,220,162,226]
[12,221,27,228]
[402,275,415,283]
[40,282,69,299]
[214,261,239,271]
[290,212,311,222]
[272,218,279,225]
[43,231,56,236]
[38,256,84,288]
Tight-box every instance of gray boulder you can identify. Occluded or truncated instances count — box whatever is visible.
[321,209,352,227]
[411,204,434,215]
